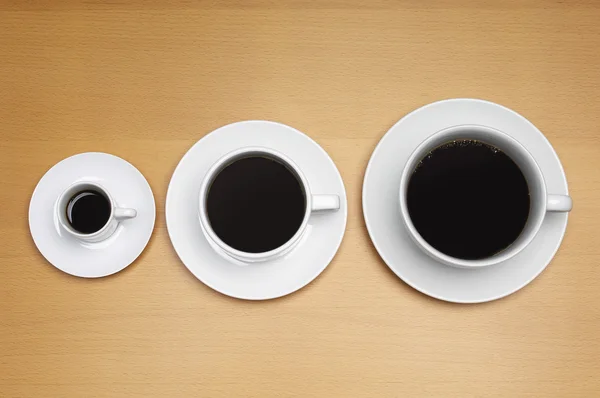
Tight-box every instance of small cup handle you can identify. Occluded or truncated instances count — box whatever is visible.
[311,195,340,212]
[547,194,573,212]
[114,207,137,220]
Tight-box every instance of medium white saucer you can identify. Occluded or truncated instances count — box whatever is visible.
[29,153,156,278]
[363,99,570,303]
[166,121,347,300]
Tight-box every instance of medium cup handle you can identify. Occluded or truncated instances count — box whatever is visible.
[311,195,340,212]
[547,194,573,212]
[114,207,137,220]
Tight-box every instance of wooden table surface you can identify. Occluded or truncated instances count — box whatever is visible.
[1,1,599,396]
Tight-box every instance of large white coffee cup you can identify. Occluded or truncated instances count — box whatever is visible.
[57,181,137,243]
[198,147,340,263]
[399,124,572,269]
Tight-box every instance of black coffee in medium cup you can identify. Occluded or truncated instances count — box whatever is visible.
[399,124,572,268]
[198,147,340,263]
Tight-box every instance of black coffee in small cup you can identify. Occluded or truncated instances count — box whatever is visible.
[66,190,111,234]
[407,140,530,260]
[206,156,306,253]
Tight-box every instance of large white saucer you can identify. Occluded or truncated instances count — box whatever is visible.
[363,99,570,303]
[166,121,347,300]
[29,153,156,278]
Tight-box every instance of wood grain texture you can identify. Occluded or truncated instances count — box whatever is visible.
[1,1,599,396]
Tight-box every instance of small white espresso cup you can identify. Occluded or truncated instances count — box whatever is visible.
[399,124,572,269]
[198,147,340,263]
[57,181,137,243]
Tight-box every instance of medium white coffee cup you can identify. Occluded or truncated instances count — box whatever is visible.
[198,147,340,263]
[57,181,137,243]
[399,124,572,269]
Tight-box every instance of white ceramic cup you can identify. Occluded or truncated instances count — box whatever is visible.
[199,147,340,263]
[57,181,137,243]
[399,124,572,269]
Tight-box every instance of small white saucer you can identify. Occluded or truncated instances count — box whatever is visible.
[166,121,347,300]
[29,153,156,278]
[363,99,570,303]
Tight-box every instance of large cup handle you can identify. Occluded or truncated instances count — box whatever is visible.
[547,194,573,212]
[311,195,340,212]
[114,207,137,220]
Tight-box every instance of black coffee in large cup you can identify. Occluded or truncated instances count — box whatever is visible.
[406,140,530,260]
[401,125,572,269]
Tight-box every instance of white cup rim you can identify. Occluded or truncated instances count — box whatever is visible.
[198,146,312,262]
[57,181,115,238]
[399,124,547,269]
